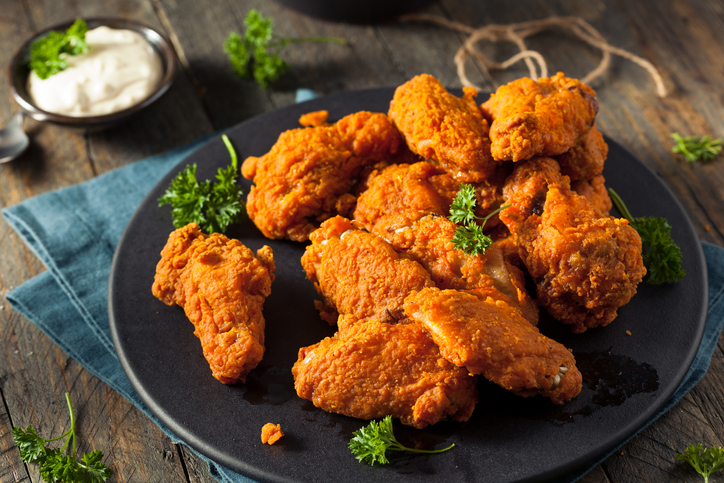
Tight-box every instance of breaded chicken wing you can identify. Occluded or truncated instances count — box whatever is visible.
[152,223,275,384]
[388,74,497,183]
[385,214,538,325]
[481,72,599,162]
[301,216,434,324]
[353,161,459,235]
[501,158,645,333]
[404,287,581,405]
[292,316,478,428]
[554,123,608,182]
[241,111,403,241]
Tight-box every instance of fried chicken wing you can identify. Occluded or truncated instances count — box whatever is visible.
[388,74,497,183]
[241,111,403,241]
[385,214,538,325]
[353,161,459,235]
[404,287,581,405]
[554,123,607,182]
[301,216,434,324]
[152,223,275,384]
[481,72,599,162]
[292,316,478,428]
[501,158,645,333]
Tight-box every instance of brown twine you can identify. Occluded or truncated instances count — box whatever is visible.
[399,14,668,97]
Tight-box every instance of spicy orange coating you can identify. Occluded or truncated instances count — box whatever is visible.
[353,161,460,235]
[388,74,496,183]
[571,174,612,216]
[292,316,478,428]
[554,123,608,182]
[261,423,284,444]
[403,287,582,405]
[152,223,275,384]
[481,72,599,162]
[385,214,538,325]
[298,110,329,127]
[501,158,645,333]
[241,111,402,241]
[301,216,434,324]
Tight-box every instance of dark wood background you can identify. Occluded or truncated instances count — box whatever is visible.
[1,0,723,481]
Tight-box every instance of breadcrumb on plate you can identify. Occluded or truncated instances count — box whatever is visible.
[261,423,284,444]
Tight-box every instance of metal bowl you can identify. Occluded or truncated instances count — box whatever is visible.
[8,18,178,130]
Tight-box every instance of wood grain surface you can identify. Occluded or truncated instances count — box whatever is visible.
[1,1,722,482]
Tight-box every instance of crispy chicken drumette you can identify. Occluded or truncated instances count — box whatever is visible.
[152,223,275,384]
[481,72,599,162]
[241,111,403,242]
[500,157,645,333]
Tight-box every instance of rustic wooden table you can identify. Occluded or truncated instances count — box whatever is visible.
[1,0,723,482]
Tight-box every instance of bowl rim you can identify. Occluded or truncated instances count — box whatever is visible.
[8,17,179,127]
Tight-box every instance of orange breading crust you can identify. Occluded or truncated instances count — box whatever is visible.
[388,73,497,183]
[501,158,645,333]
[241,111,402,241]
[152,223,275,384]
[261,423,284,444]
[554,123,608,182]
[481,72,599,162]
[301,216,434,324]
[353,161,459,235]
[404,287,582,405]
[292,317,478,428]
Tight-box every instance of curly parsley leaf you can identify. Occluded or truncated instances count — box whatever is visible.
[448,183,509,256]
[349,416,454,465]
[672,133,722,163]
[608,188,685,284]
[158,134,245,234]
[676,443,724,483]
[29,18,89,79]
[12,393,113,483]
[224,9,345,88]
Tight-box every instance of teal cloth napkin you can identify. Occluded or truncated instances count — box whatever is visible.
[3,135,724,482]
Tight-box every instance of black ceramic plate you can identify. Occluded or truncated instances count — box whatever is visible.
[109,88,708,483]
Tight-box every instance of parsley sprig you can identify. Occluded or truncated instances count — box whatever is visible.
[349,416,454,465]
[29,19,89,80]
[676,443,724,482]
[609,188,685,284]
[224,9,345,88]
[671,133,722,163]
[12,392,112,483]
[449,183,509,256]
[158,134,245,234]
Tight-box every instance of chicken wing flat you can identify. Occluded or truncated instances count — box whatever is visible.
[152,223,275,384]
[404,287,582,405]
[292,316,478,428]
[481,72,599,162]
[353,161,459,235]
[241,111,403,241]
[501,158,645,333]
[388,74,497,183]
[301,216,434,324]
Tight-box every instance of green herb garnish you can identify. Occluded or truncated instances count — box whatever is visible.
[609,188,685,284]
[29,19,89,80]
[224,9,345,88]
[12,392,113,482]
[671,133,722,163]
[349,416,454,465]
[158,134,245,234]
[449,183,509,256]
[676,443,724,482]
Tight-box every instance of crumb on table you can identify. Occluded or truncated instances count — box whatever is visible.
[261,423,284,445]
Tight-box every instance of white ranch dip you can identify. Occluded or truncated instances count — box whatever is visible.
[27,26,163,117]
